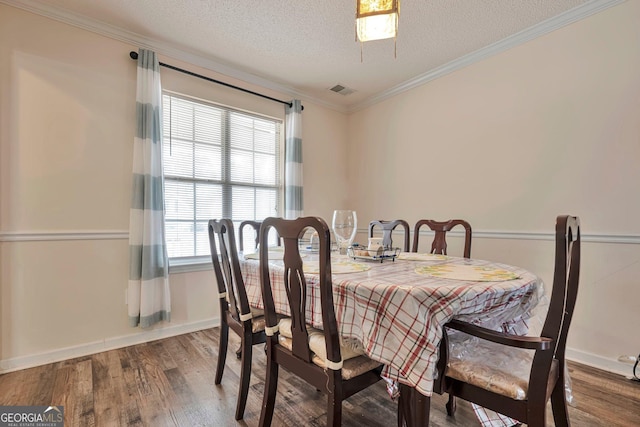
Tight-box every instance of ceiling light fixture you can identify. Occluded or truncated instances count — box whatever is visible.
[356,0,399,59]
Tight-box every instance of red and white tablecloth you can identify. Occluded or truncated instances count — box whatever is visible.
[240,253,543,426]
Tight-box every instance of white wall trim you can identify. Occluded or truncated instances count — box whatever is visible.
[0,317,220,374]
[169,258,213,274]
[349,0,626,112]
[0,317,631,379]
[0,230,129,242]
[1,0,623,114]
[474,230,640,245]
[0,0,343,113]
[362,228,640,245]
[4,228,640,245]
[566,347,637,379]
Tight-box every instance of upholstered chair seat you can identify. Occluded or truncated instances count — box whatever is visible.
[445,339,559,401]
[250,316,266,333]
[258,216,384,427]
[277,318,381,380]
[433,215,580,427]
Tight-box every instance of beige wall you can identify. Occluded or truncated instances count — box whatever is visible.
[0,4,348,368]
[347,1,640,373]
[1,0,637,377]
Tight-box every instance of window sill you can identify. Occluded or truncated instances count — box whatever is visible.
[169,257,212,274]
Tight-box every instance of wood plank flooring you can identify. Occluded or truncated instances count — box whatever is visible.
[0,328,638,426]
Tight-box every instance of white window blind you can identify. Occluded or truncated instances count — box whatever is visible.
[162,93,282,259]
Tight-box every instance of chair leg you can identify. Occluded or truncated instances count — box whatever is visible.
[446,394,456,416]
[215,321,229,385]
[258,347,279,427]
[326,400,342,427]
[326,377,342,427]
[551,379,570,427]
[235,336,253,420]
[526,403,547,427]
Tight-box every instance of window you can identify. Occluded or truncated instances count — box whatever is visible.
[162,92,282,259]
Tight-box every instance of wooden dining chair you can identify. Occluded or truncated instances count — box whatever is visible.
[207,218,267,420]
[239,219,281,251]
[258,216,383,427]
[411,219,472,258]
[412,219,472,414]
[368,219,410,252]
[238,220,261,251]
[433,215,580,427]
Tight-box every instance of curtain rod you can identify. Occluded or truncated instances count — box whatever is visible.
[129,51,302,110]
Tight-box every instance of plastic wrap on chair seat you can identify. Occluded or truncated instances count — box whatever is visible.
[446,337,559,401]
[277,318,381,380]
[277,335,381,380]
[249,307,266,333]
[278,318,365,359]
[251,316,266,333]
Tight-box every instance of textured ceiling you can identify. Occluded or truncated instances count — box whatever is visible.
[8,0,603,110]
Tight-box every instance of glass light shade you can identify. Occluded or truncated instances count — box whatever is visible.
[356,0,398,42]
[356,13,398,41]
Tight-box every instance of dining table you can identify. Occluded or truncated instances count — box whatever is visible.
[239,248,544,427]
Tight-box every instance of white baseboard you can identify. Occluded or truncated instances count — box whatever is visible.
[1,321,632,381]
[0,317,220,374]
[566,347,635,378]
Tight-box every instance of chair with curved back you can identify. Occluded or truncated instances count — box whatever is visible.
[208,218,267,420]
[412,219,472,258]
[411,219,472,415]
[239,219,281,252]
[238,220,261,251]
[258,216,383,427]
[368,219,410,252]
[432,215,581,427]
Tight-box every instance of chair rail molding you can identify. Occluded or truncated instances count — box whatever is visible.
[472,230,640,245]
[361,228,640,245]
[0,230,129,242]
[3,229,640,245]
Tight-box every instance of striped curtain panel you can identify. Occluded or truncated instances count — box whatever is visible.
[284,99,303,219]
[128,49,171,328]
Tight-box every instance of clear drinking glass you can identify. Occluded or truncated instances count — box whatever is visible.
[332,210,357,254]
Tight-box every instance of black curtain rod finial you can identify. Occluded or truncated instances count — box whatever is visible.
[128,49,302,110]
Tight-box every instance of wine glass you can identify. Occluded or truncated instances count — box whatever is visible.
[332,210,357,254]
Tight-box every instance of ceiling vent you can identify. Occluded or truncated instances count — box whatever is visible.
[329,84,356,96]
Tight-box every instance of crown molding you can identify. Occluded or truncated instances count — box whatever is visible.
[0,0,347,113]
[0,0,627,114]
[348,0,626,112]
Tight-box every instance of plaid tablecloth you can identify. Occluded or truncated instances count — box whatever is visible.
[240,253,542,425]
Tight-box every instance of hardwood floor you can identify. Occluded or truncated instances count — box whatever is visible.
[0,328,638,426]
